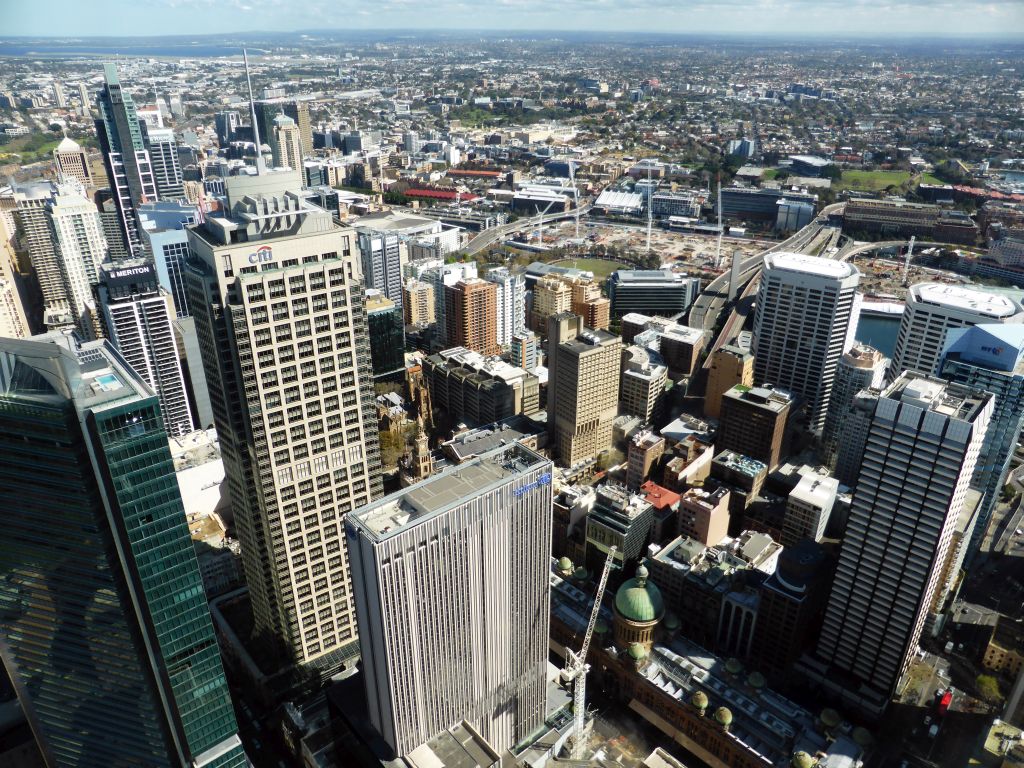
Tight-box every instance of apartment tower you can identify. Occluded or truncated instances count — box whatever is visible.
[444,277,499,356]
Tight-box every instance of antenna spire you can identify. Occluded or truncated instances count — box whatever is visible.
[244,48,266,174]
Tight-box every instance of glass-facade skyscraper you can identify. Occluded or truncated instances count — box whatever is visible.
[0,335,245,768]
[95,63,158,258]
[940,324,1024,559]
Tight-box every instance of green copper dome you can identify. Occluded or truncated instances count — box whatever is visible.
[614,565,665,623]
[792,752,816,768]
[714,707,733,726]
[627,642,647,660]
[748,671,766,689]
[690,690,709,710]
[664,612,681,631]
[557,557,573,573]
[820,708,841,728]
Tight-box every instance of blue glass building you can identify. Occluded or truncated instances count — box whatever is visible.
[940,324,1024,559]
[0,335,246,767]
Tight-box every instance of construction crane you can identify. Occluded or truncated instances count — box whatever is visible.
[561,546,617,760]
[534,199,556,246]
[901,235,916,287]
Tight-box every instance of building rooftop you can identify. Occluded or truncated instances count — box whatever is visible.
[789,474,839,509]
[890,372,992,421]
[610,269,691,285]
[910,282,1024,318]
[348,443,548,539]
[723,384,793,412]
[842,344,886,369]
[765,251,859,280]
[441,416,545,463]
[713,450,768,478]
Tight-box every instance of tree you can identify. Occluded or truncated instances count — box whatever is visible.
[379,430,406,469]
[976,674,1003,705]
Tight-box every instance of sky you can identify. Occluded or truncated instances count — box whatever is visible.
[6,0,1024,39]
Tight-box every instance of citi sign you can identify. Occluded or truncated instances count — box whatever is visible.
[248,246,273,264]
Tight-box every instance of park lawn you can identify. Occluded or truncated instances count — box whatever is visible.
[761,169,779,180]
[2,133,61,164]
[839,169,912,191]
[552,258,630,280]
[918,173,947,186]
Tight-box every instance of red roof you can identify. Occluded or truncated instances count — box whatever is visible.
[406,188,480,201]
[639,481,681,510]
[447,169,502,178]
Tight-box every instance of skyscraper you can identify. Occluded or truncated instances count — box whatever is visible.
[95,63,158,258]
[0,335,245,768]
[889,283,1024,380]
[485,266,527,347]
[365,290,405,381]
[356,229,403,312]
[444,277,499,356]
[704,343,754,420]
[47,184,108,337]
[716,384,792,470]
[185,174,382,669]
[52,80,66,108]
[940,324,1024,558]
[809,373,992,715]
[832,389,879,487]
[214,110,241,146]
[52,136,93,186]
[76,81,90,117]
[142,125,185,200]
[255,100,313,157]
[402,278,434,326]
[752,253,860,431]
[346,442,553,758]
[96,261,194,436]
[820,344,886,467]
[271,113,302,171]
[138,200,199,317]
[0,214,30,339]
[547,313,622,466]
[421,261,477,346]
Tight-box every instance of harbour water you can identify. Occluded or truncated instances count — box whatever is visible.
[854,314,900,357]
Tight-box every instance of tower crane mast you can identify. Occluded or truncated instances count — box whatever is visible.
[560,546,616,760]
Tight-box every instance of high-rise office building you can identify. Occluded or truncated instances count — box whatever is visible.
[255,100,312,157]
[365,290,405,380]
[0,335,246,768]
[138,201,199,317]
[820,344,886,467]
[357,229,403,312]
[704,343,754,420]
[620,344,668,424]
[530,275,573,332]
[485,266,527,346]
[890,283,1024,380]
[96,261,194,436]
[186,174,382,669]
[940,324,1024,558]
[52,80,66,108]
[809,373,992,715]
[752,253,860,431]
[444,277,499,356]
[0,214,30,338]
[12,182,63,320]
[271,113,303,171]
[832,389,879,487]
[716,384,792,470]
[142,125,185,200]
[547,313,622,466]
[214,110,241,146]
[95,63,158,258]
[346,442,553,758]
[52,136,93,186]
[76,81,90,116]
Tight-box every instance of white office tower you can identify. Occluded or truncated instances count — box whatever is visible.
[142,125,185,200]
[53,80,66,108]
[820,344,887,467]
[485,266,527,347]
[752,253,859,431]
[186,174,382,670]
[356,229,403,312]
[47,183,109,338]
[97,262,194,437]
[809,373,992,715]
[422,261,478,346]
[347,443,553,759]
[0,214,29,339]
[889,283,1024,380]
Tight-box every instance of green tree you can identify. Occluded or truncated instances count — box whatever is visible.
[976,674,1003,705]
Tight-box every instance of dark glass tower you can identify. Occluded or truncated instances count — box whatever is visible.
[94,63,158,258]
[0,335,246,768]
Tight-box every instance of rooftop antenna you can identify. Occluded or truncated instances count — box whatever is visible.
[243,48,266,174]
